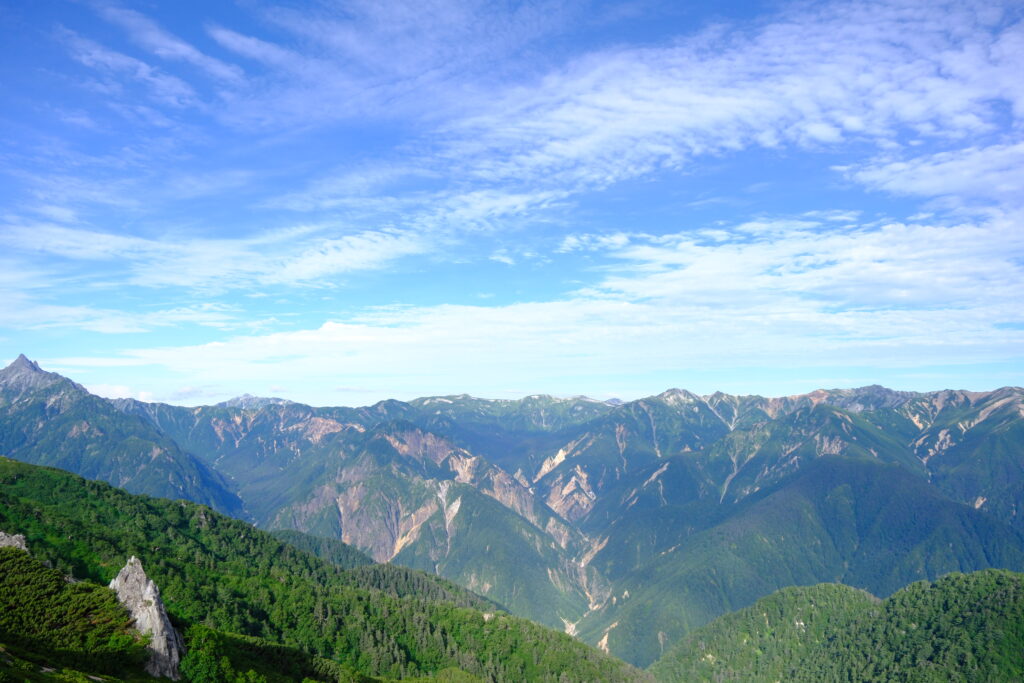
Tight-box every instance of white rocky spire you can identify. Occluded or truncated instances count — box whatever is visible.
[109,556,185,680]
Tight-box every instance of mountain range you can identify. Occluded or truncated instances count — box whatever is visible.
[2,354,1023,667]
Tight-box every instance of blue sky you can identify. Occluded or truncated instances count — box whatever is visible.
[1,0,1022,406]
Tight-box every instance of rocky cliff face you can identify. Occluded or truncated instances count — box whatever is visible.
[0,354,70,401]
[0,530,28,551]
[109,556,184,680]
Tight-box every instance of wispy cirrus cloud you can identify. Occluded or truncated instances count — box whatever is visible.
[437,1,1023,191]
[578,212,1023,311]
[0,296,241,334]
[5,0,1023,400]
[0,221,430,291]
[60,29,198,108]
[96,4,244,83]
[847,142,1024,205]
[42,1,1024,225]
[201,0,577,128]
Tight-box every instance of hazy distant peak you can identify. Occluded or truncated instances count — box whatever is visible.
[0,354,68,396]
[9,353,43,373]
[655,388,700,405]
[216,393,295,409]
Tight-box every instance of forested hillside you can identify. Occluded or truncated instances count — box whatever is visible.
[0,457,644,682]
[650,570,1024,682]
[0,546,147,675]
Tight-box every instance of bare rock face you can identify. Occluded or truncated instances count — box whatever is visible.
[0,354,71,400]
[0,531,28,551]
[109,556,184,680]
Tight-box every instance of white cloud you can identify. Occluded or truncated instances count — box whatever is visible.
[557,232,634,253]
[62,286,1021,405]
[8,0,1022,399]
[849,142,1024,204]
[61,29,198,107]
[97,5,244,83]
[265,163,433,212]
[50,207,1023,401]
[31,205,79,222]
[436,0,1024,191]
[580,211,1024,312]
[85,383,155,401]
[43,1,1024,232]
[0,296,242,334]
[200,0,576,129]
[489,250,515,265]
[0,220,430,291]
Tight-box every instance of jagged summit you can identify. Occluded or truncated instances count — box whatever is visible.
[0,353,73,398]
[216,393,295,410]
[9,353,42,372]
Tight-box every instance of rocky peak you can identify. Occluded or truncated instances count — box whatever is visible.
[0,530,28,551]
[833,385,922,411]
[10,353,42,372]
[216,393,295,410]
[655,388,700,406]
[109,556,184,680]
[0,354,67,397]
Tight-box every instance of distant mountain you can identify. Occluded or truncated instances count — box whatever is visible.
[0,356,244,518]
[3,355,1023,668]
[650,569,1024,682]
[217,393,296,410]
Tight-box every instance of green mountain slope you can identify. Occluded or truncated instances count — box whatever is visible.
[0,457,644,682]
[575,402,930,591]
[0,356,243,518]
[281,422,599,628]
[112,395,601,630]
[576,456,1024,667]
[0,546,148,676]
[270,529,374,570]
[650,570,1024,682]
[908,388,1024,528]
[0,545,371,683]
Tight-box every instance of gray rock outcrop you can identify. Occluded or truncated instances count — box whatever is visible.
[0,354,69,398]
[109,556,185,679]
[0,531,28,551]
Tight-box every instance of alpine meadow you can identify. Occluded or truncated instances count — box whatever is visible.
[1,0,1023,681]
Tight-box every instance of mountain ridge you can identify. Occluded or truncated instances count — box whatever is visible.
[3,354,1023,667]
